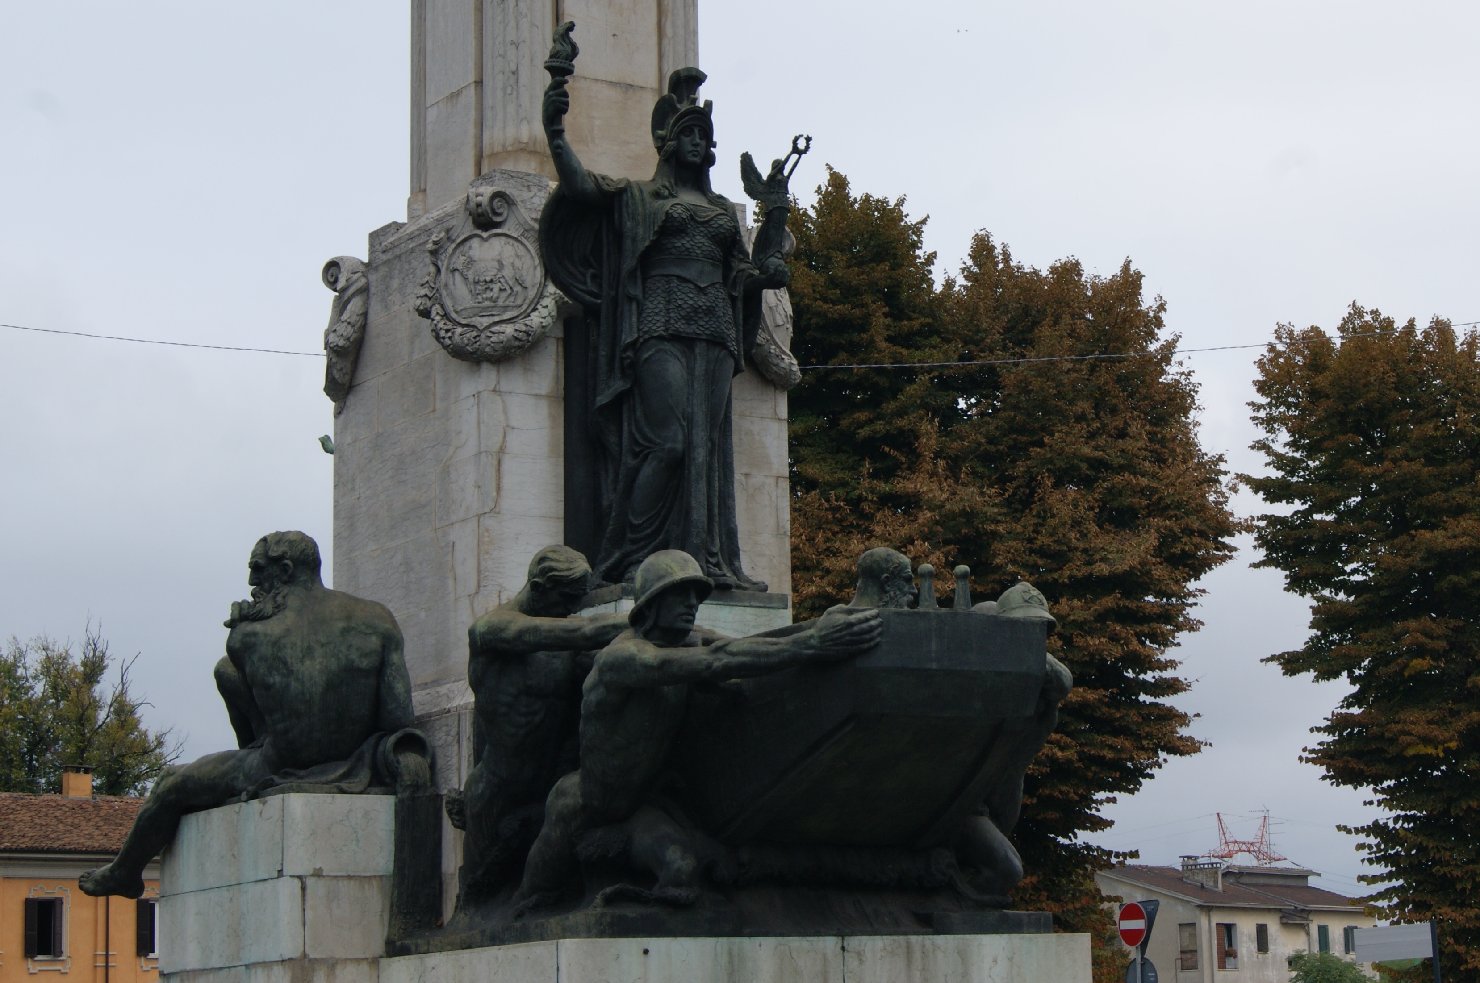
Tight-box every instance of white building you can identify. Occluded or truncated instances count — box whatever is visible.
[1097,858,1377,982]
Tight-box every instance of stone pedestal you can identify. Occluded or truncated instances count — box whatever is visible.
[158,794,394,983]
[332,171,569,730]
[382,934,1090,982]
[159,797,1089,983]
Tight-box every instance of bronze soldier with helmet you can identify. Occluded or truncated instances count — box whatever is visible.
[514,550,881,910]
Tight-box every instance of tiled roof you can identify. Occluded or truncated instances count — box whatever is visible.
[0,792,144,854]
[1101,864,1365,911]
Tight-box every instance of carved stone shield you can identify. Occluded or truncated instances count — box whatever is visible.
[415,184,567,363]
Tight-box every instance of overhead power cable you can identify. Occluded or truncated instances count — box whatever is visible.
[2,322,324,358]
[797,328,1418,372]
[803,342,1253,372]
[5,320,1474,370]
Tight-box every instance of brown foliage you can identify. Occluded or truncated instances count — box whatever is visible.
[1246,305,1480,979]
[787,175,1241,971]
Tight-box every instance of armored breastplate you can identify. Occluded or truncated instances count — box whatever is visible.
[642,201,734,285]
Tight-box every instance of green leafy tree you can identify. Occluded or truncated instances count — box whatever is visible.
[1244,305,1480,980]
[0,626,178,796]
[788,175,1241,979]
[1289,951,1370,983]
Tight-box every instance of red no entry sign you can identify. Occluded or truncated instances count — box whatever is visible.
[1119,902,1148,948]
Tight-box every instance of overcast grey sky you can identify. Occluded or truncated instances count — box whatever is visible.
[4,2,1476,901]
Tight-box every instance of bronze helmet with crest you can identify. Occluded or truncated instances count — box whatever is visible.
[650,68,716,167]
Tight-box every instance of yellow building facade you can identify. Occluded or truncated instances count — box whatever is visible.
[0,769,160,982]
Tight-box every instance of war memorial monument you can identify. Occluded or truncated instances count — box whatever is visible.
[83,3,1090,980]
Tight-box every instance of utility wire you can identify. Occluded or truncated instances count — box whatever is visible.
[2,322,324,358]
[799,328,1452,372]
[5,320,1473,369]
[802,341,1257,371]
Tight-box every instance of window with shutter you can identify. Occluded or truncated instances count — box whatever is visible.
[136,899,158,957]
[23,896,65,958]
[1318,924,1331,953]
[1178,923,1199,970]
[1216,922,1239,970]
[23,896,37,958]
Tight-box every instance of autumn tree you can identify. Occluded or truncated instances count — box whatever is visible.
[787,167,945,503]
[0,626,178,796]
[939,234,1240,937]
[1244,305,1480,980]
[787,174,1241,975]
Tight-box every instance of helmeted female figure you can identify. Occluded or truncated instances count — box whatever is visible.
[540,28,793,591]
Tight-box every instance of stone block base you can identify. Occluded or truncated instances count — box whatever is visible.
[161,957,380,983]
[381,934,1090,983]
[160,794,394,979]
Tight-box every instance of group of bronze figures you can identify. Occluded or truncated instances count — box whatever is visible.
[79,532,1070,939]
[448,543,1072,931]
[457,546,886,915]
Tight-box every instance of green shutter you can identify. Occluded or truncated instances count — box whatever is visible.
[1318,924,1331,953]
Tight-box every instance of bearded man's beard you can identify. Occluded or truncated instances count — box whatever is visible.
[883,581,915,610]
[223,584,289,628]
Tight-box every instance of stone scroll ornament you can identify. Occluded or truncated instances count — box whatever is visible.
[322,256,368,414]
[415,183,568,363]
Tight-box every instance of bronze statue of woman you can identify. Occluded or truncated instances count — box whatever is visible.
[540,24,794,591]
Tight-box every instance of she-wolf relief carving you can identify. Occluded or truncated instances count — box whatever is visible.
[415,181,572,363]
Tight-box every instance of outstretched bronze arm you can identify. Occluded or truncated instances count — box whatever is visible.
[542,22,599,201]
[602,605,881,689]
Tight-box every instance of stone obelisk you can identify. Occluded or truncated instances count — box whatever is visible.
[407,0,699,214]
